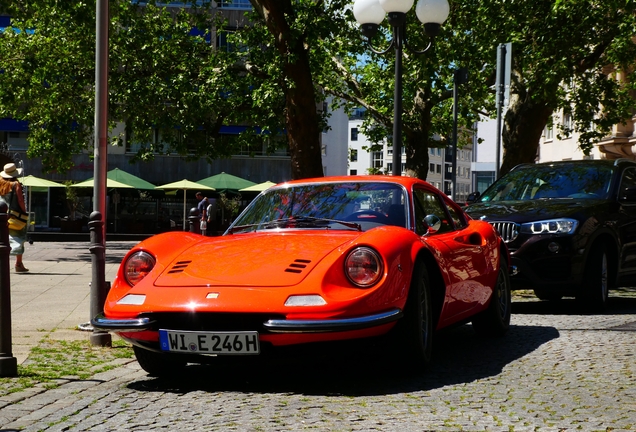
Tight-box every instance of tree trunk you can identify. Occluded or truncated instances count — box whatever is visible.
[253,0,323,180]
[500,92,552,177]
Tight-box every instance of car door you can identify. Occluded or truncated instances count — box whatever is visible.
[413,187,490,324]
[616,166,636,282]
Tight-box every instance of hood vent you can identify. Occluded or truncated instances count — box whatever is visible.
[285,259,311,274]
[168,260,192,274]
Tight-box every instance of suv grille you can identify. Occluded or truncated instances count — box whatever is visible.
[489,221,519,243]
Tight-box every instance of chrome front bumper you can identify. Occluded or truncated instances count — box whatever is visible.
[92,308,403,334]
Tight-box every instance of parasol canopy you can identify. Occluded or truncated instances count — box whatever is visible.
[239,181,277,192]
[156,179,215,231]
[197,172,256,193]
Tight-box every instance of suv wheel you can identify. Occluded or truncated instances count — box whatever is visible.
[577,243,610,311]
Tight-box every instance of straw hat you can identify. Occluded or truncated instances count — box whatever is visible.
[0,163,23,179]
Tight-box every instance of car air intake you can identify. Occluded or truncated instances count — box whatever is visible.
[489,222,519,243]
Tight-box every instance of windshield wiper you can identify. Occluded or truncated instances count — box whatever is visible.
[292,216,362,231]
[227,216,361,233]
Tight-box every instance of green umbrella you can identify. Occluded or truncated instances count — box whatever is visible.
[71,178,134,189]
[20,175,65,228]
[70,168,156,190]
[239,180,277,192]
[197,172,256,192]
[156,179,215,231]
[21,175,65,188]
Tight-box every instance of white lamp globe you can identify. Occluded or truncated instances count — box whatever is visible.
[415,0,450,24]
[378,0,415,14]
[353,0,387,25]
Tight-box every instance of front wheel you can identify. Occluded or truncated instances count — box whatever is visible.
[394,261,434,365]
[472,257,511,337]
[577,244,611,311]
[133,345,187,377]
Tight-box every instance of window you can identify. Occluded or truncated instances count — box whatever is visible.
[219,0,251,9]
[350,149,358,162]
[217,30,246,52]
[436,164,442,174]
[350,169,357,175]
[413,188,453,235]
[372,151,383,168]
[563,113,572,130]
[429,163,435,173]
[321,145,327,156]
[545,125,554,140]
[350,127,358,141]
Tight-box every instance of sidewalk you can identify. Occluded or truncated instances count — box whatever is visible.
[7,240,139,365]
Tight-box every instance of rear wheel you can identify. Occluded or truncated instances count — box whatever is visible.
[133,345,187,377]
[577,244,610,311]
[472,258,511,337]
[395,261,433,365]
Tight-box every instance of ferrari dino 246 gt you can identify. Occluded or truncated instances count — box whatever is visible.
[93,176,511,376]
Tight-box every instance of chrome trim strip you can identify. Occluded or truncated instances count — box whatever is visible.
[263,308,403,333]
[91,314,154,332]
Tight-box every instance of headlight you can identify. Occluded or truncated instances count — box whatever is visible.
[124,251,156,287]
[345,247,383,288]
[519,218,578,235]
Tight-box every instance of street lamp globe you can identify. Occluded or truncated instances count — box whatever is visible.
[379,0,414,13]
[352,0,449,176]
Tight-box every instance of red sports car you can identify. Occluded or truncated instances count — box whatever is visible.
[93,176,511,376]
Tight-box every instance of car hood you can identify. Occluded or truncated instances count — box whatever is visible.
[465,199,606,224]
[153,231,358,288]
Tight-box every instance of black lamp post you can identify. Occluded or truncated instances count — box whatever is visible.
[353,0,450,176]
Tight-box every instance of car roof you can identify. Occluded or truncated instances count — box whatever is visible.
[273,175,429,189]
[511,158,636,172]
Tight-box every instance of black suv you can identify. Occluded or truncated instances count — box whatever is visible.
[465,159,636,309]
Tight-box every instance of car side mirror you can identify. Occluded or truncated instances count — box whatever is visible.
[423,214,442,235]
[466,191,481,204]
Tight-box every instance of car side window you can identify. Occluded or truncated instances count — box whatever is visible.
[413,188,453,236]
[618,167,636,203]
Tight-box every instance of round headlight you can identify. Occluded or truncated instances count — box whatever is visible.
[124,251,156,287]
[345,247,383,288]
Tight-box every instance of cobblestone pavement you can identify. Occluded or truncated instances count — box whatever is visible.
[1,241,635,431]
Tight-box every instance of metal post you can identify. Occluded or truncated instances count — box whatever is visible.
[0,202,17,377]
[495,44,507,180]
[451,67,468,201]
[89,211,111,346]
[392,25,403,177]
[89,0,111,347]
[189,207,201,234]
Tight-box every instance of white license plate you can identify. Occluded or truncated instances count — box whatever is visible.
[159,330,260,355]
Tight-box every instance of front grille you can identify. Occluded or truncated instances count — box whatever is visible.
[140,312,286,333]
[489,221,519,243]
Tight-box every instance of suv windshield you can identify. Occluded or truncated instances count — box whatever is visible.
[480,164,613,202]
[229,182,407,233]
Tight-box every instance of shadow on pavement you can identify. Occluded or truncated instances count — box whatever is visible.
[512,290,636,316]
[127,323,558,397]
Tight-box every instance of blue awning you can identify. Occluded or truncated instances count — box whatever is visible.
[0,118,29,132]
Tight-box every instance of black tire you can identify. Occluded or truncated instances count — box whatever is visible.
[133,345,187,377]
[577,244,610,311]
[533,290,563,302]
[394,261,434,365]
[472,258,511,337]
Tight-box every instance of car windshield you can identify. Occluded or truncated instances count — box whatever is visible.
[228,182,407,233]
[480,164,613,202]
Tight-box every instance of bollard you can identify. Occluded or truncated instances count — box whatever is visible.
[0,202,17,376]
[88,211,112,347]
[189,207,201,234]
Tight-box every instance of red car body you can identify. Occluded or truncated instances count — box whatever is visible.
[93,176,511,375]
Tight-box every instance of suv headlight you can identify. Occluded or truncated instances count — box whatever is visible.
[519,218,578,235]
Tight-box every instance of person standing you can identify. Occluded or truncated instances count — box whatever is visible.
[195,192,208,235]
[0,163,29,272]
